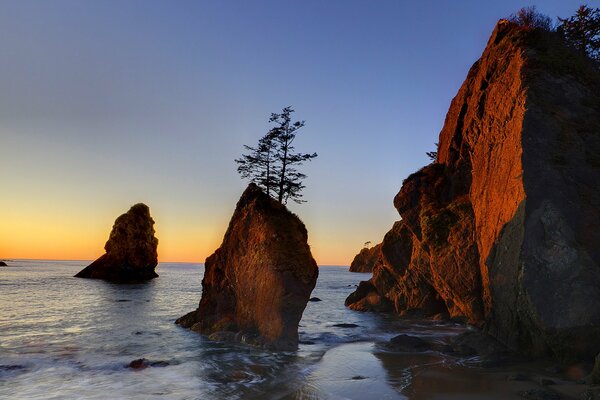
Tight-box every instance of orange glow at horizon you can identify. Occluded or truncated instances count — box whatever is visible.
[0,212,354,266]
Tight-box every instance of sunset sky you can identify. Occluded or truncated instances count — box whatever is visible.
[0,0,580,265]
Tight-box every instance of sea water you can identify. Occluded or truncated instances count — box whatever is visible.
[0,260,471,399]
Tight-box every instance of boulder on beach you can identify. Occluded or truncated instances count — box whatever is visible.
[75,203,159,282]
[349,243,382,273]
[346,20,600,361]
[176,183,319,350]
[0,261,7,267]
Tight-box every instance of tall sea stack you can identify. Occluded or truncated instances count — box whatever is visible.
[176,184,319,351]
[346,20,600,361]
[75,203,159,282]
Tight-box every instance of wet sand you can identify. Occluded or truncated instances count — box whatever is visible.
[289,341,595,400]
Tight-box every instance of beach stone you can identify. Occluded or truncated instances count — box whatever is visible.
[346,20,600,362]
[127,358,169,370]
[387,334,431,352]
[75,203,158,282]
[128,358,149,370]
[332,323,359,328]
[176,184,318,351]
[0,261,7,266]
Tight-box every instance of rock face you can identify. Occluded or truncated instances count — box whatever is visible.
[349,243,382,272]
[75,203,159,282]
[176,184,319,351]
[346,21,600,361]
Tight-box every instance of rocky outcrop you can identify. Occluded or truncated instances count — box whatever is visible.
[347,20,600,361]
[176,184,319,351]
[0,261,7,267]
[349,243,382,272]
[75,203,159,282]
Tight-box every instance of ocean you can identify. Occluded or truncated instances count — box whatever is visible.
[0,260,546,399]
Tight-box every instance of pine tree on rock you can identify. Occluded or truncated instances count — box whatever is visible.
[235,106,317,204]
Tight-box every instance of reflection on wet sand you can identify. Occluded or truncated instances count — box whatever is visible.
[374,349,589,400]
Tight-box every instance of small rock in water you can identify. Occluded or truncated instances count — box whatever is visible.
[128,358,169,370]
[0,261,7,266]
[351,375,367,380]
[128,358,149,370]
[116,299,130,302]
[388,334,431,352]
[332,323,359,328]
[299,340,316,345]
[309,297,322,302]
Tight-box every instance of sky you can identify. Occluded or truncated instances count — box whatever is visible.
[0,0,585,265]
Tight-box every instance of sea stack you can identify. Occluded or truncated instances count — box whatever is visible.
[349,243,381,272]
[176,183,319,350]
[346,20,600,361]
[75,203,159,282]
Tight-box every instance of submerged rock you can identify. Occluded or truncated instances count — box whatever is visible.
[176,184,318,351]
[349,243,382,273]
[346,20,600,361]
[387,334,431,352]
[75,203,159,282]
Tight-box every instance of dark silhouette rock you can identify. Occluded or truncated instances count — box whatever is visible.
[309,297,321,302]
[349,243,382,272]
[332,323,359,328]
[128,358,149,370]
[387,334,431,352]
[176,184,318,351]
[75,203,158,282]
[127,358,169,370]
[346,20,600,362]
[0,261,7,266]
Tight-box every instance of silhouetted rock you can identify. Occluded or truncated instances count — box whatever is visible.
[127,358,169,370]
[309,297,322,302]
[387,334,431,352]
[332,323,359,328]
[346,20,600,362]
[128,358,149,370]
[349,243,382,272]
[0,261,6,266]
[75,203,158,282]
[176,184,318,351]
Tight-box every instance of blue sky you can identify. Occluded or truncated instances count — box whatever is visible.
[0,0,585,263]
